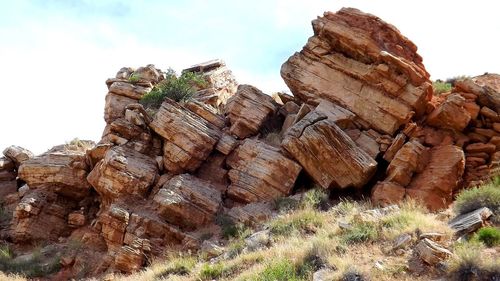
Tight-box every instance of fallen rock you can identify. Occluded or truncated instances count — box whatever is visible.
[414,238,452,265]
[282,110,377,189]
[109,81,151,100]
[201,240,224,258]
[371,181,406,207]
[225,84,277,139]
[104,93,138,123]
[114,245,144,273]
[149,99,221,174]
[406,145,465,211]
[426,94,471,131]
[226,139,301,203]
[244,229,271,251]
[153,174,222,229]
[3,145,34,167]
[448,207,493,235]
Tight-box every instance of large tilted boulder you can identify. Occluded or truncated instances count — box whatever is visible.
[87,146,158,203]
[3,145,34,167]
[149,99,221,174]
[282,110,377,189]
[226,139,302,203]
[281,8,432,136]
[153,174,222,229]
[225,85,277,139]
[18,145,92,199]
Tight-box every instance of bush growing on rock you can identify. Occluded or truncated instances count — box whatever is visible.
[454,180,500,223]
[432,80,452,95]
[140,68,206,109]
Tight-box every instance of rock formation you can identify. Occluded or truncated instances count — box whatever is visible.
[0,7,499,279]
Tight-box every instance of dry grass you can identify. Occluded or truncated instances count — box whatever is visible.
[110,199,463,281]
[0,272,26,281]
[64,138,95,152]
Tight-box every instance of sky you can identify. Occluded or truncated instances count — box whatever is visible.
[1,0,499,154]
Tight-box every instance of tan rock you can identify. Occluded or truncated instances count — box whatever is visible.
[406,145,465,211]
[227,139,301,203]
[226,201,274,225]
[414,238,452,265]
[3,145,34,167]
[184,100,226,129]
[215,132,239,155]
[132,64,163,84]
[87,146,158,203]
[225,85,277,139]
[474,128,496,139]
[480,106,499,121]
[114,245,144,273]
[426,94,471,131]
[184,59,238,107]
[104,93,138,124]
[18,145,91,199]
[68,211,86,227]
[282,111,377,189]
[153,174,221,229]
[195,153,229,192]
[0,157,15,171]
[109,81,151,100]
[149,99,221,174]
[281,8,431,135]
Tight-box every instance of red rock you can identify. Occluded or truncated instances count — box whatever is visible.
[383,133,407,162]
[18,145,91,199]
[225,84,277,139]
[463,102,480,119]
[480,106,499,121]
[465,143,496,154]
[281,8,431,135]
[282,110,377,189]
[426,94,471,131]
[493,123,500,133]
[474,128,496,139]
[406,145,465,211]
[149,99,221,174]
[227,139,301,203]
[87,146,158,203]
[385,140,429,186]
[371,181,406,207]
[468,132,489,144]
[153,174,221,229]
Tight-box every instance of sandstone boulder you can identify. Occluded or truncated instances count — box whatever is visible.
[149,99,221,174]
[109,81,151,100]
[406,145,465,211]
[3,145,34,167]
[104,93,138,123]
[281,8,432,135]
[18,145,91,199]
[153,174,222,229]
[87,146,158,203]
[225,85,277,139]
[226,139,301,203]
[282,110,377,189]
[426,94,471,131]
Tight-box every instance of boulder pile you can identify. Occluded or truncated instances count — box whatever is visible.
[0,7,499,278]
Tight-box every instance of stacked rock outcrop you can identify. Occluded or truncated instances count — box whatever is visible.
[0,7,499,279]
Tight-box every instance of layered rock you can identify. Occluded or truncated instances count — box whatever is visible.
[149,99,221,174]
[18,145,92,199]
[282,109,377,189]
[153,174,222,229]
[225,85,277,139]
[226,139,302,203]
[281,8,432,136]
[183,59,238,107]
[87,146,158,203]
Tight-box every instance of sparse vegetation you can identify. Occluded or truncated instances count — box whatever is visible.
[473,226,500,247]
[268,208,323,236]
[340,221,378,244]
[252,258,303,281]
[447,240,500,281]
[128,73,141,83]
[0,244,61,278]
[199,262,226,280]
[274,196,300,213]
[140,68,206,109]
[65,138,94,152]
[301,188,330,210]
[215,214,251,239]
[154,254,197,278]
[432,80,452,95]
[454,180,500,223]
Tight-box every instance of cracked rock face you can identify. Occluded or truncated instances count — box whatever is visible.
[281,8,432,135]
[226,138,302,203]
[282,110,377,189]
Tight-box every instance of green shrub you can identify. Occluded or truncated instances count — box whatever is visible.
[454,181,500,223]
[274,197,299,213]
[0,245,61,278]
[140,69,206,109]
[301,188,329,210]
[215,214,250,239]
[340,222,378,244]
[199,263,225,280]
[473,227,500,247]
[447,240,500,281]
[432,80,452,95]
[445,75,471,86]
[128,73,141,83]
[155,255,197,278]
[269,209,323,236]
